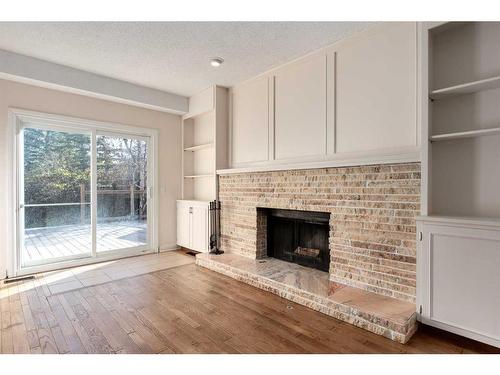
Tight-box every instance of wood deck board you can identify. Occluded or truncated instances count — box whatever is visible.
[23,221,147,265]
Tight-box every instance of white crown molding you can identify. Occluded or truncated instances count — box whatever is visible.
[0,49,188,115]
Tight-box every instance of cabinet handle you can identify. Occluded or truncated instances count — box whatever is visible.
[189,207,193,214]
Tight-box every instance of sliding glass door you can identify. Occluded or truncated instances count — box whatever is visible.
[96,133,149,254]
[16,114,155,273]
[21,126,93,268]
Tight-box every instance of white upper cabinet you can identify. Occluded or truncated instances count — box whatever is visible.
[274,53,327,160]
[225,22,420,173]
[335,22,418,153]
[231,76,270,164]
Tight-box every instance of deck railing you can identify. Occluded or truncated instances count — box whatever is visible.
[25,185,147,225]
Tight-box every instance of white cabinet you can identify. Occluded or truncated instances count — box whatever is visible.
[176,202,191,248]
[274,53,327,160]
[191,205,209,251]
[226,22,420,174]
[335,22,418,153]
[176,200,210,252]
[231,76,270,164]
[417,217,500,348]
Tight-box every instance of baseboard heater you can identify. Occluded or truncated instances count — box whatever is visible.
[3,274,36,284]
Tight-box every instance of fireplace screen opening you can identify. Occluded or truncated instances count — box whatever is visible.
[261,208,330,272]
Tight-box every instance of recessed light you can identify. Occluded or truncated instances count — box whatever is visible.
[210,57,224,67]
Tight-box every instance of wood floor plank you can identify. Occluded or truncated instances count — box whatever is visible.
[78,290,142,354]
[57,294,102,354]
[2,252,499,354]
[47,295,86,354]
[102,283,175,353]
[9,299,30,354]
[68,300,114,354]
[33,311,58,354]
[1,310,14,354]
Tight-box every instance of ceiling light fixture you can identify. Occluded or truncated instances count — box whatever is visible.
[210,57,224,67]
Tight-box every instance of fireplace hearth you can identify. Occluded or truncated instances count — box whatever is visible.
[260,208,330,272]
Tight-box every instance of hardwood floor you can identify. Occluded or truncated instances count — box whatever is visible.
[1,251,498,354]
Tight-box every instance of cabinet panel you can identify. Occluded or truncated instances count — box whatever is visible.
[274,53,327,160]
[191,205,209,252]
[176,202,190,248]
[336,22,417,153]
[418,219,500,348]
[231,76,269,164]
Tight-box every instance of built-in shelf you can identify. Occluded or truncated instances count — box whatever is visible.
[430,75,500,100]
[183,142,214,152]
[430,126,500,142]
[184,174,214,179]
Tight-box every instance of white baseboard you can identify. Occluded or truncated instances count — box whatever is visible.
[159,244,181,252]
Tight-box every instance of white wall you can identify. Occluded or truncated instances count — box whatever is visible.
[0,79,182,278]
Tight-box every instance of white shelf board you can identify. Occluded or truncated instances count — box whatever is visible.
[183,142,214,152]
[430,75,500,100]
[184,174,214,179]
[430,127,500,142]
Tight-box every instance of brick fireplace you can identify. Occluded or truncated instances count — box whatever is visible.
[196,162,420,343]
[218,162,420,303]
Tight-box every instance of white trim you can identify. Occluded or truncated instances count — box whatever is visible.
[420,317,500,349]
[0,49,188,115]
[10,108,160,137]
[5,111,17,278]
[218,147,420,175]
[159,245,181,253]
[8,108,159,276]
[416,215,500,229]
[91,129,98,258]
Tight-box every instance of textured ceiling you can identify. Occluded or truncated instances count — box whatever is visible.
[0,22,374,97]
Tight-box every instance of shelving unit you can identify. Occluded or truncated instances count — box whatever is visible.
[181,85,228,202]
[426,22,500,219]
[417,22,500,348]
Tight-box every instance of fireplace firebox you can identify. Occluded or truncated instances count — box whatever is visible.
[260,208,330,272]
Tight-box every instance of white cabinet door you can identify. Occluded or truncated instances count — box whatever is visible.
[418,218,500,348]
[231,76,270,164]
[274,53,327,160]
[191,205,209,252]
[336,22,417,153]
[176,202,191,248]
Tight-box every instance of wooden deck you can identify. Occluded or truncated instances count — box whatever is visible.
[1,251,498,354]
[24,220,147,266]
